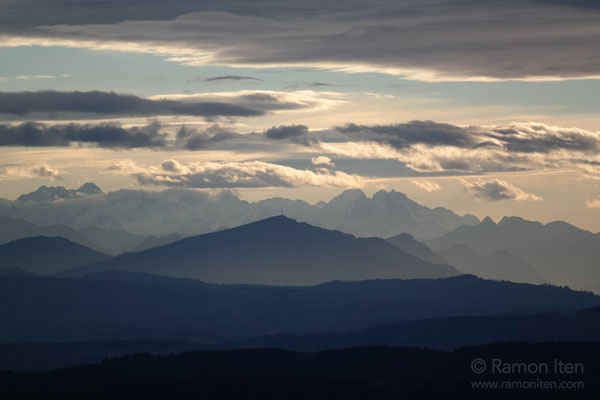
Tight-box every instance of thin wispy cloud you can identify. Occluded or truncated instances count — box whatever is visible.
[412,180,440,192]
[200,75,263,83]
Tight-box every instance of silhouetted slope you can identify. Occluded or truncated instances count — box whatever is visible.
[63,216,459,285]
[217,312,600,351]
[438,244,544,284]
[0,236,109,275]
[386,233,446,264]
[0,274,598,342]
[428,216,600,292]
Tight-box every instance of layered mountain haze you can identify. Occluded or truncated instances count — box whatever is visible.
[428,216,600,292]
[0,236,109,275]
[438,244,545,285]
[0,216,94,248]
[62,216,460,285]
[386,233,447,265]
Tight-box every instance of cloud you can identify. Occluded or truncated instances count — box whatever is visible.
[311,156,334,167]
[0,163,61,180]
[0,121,168,148]
[0,90,264,120]
[461,178,542,201]
[318,121,600,178]
[412,180,440,192]
[152,90,346,113]
[487,122,600,154]
[585,199,600,209]
[176,124,240,150]
[2,1,600,81]
[0,121,249,150]
[334,121,478,149]
[265,124,317,146]
[201,75,263,83]
[30,164,61,179]
[130,160,363,188]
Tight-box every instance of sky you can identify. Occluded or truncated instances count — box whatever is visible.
[0,0,599,232]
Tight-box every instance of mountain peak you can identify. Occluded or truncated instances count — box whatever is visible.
[373,189,408,200]
[480,216,496,226]
[17,182,102,202]
[77,182,102,195]
[329,188,367,205]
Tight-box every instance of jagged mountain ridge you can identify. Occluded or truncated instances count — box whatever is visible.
[17,182,102,202]
[0,184,479,239]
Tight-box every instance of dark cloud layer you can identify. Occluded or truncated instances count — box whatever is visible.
[0,91,263,120]
[2,1,599,81]
[176,125,240,150]
[0,121,244,150]
[0,121,168,148]
[335,121,478,149]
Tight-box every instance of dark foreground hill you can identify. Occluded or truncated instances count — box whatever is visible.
[0,236,109,275]
[1,343,599,399]
[62,216,459,285]
[3,310,600,372]
[1,273,599,342]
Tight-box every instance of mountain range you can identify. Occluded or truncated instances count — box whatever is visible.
[62,216,459,284]
[0,184,479,239]
[16,182,102,202]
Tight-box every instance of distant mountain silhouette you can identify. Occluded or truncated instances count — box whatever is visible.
[0,236,109,275]
[438,244,544,284]
[1,273,598,342]
[0,216,94,248]
[0,187,479,239]
[77,227,146,255]
[62,216,460,285]
[428,216,600,292]
[386,233,447,264]
[17,182,102,202]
